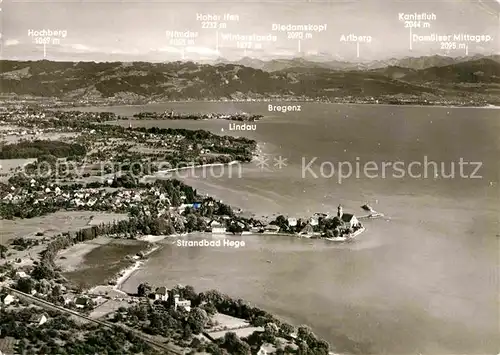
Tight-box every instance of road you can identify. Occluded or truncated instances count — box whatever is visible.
[3,286,184,354]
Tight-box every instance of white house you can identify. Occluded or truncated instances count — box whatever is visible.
[75,297,89,309]
[29,313,48,326]
[173,294,191,312]
[63,295,73,305]
[3,294,15,305]
[263,225,280,234]
[337,205,360,228]
[16,271,29,279]
[154,287,169,301]
[309,217,319,226]
[287,217,297,227]
[210,221,226,234]
[257,343,276,355]
[3,193,13,201]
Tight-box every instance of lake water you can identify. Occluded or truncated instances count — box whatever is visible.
[76,102,499,354]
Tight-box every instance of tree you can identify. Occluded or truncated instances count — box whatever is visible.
[16,277,34,294]
[217,203,233,217]
[311,339,330,354]
[136,305,148,321]
[223,332,251,355]
[279,322,294,336]
[297,340,309,355]
[297,325,312,342]
[264,323,278,336]
[36,279,52,294]
[264,322,278,343]
[202,303,217,316]
[196,216,207,232]
[187,307,209,334]
[190,337,202,350]
[31,263,55,281]
[205,342,223,355]
[253,316,269,327]
[274,215,288,231]
[137,283,152,297]
[0,244,7,259]
[183,324,193,340]
[200,289,226,304]
[171,190,182,206]
[183,285,198,301]
[185,214,197,232]
[228,223,243,235]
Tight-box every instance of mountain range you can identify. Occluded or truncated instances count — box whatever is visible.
[1,56,499,104]
[220,54,500,72]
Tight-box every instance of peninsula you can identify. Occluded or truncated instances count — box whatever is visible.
[0,103,355,355]
[133,111,263,121]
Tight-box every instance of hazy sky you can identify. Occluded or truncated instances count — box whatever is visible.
[1,0,499,62]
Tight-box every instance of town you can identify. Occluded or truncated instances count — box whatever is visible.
[0,102,366,355]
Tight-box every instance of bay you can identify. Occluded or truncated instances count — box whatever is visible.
[76,102,499,354]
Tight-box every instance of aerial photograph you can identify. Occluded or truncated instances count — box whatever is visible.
[0,0,499,354]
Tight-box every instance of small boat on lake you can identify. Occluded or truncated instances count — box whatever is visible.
[325,236,349,242]
[361,204,374,212]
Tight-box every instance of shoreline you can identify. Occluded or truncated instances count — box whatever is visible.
[112,243,161,290]
[154,160,241,175]
[141,151,266,182]
[46,99,500,110]
[89,234,190,294]
[87,241,162,294]
[112,228,369,292]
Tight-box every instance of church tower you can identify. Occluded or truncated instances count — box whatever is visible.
[337,205,343,219]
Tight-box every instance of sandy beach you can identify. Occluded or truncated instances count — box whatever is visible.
[136,233,187,243]
[59,232,194,294]
[116,244,161,288]
[88,243,160,295]
[156,161,240,174]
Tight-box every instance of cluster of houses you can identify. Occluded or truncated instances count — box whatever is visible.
[262,207,360,237]
[2,180,182,215]
[0,283,137,313]
[2,175,361,240]
[205,210,360,236]
[152,286,192,312]
[0,294,48,327]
